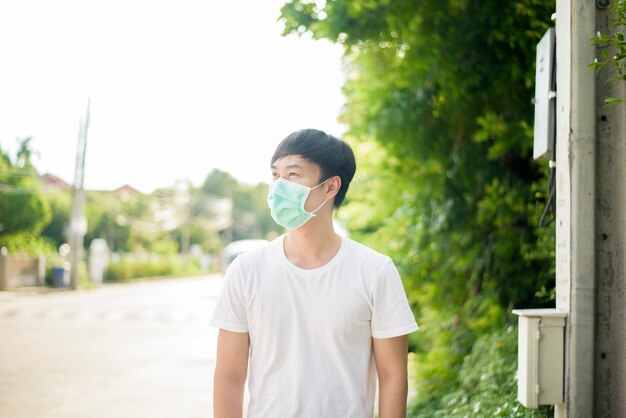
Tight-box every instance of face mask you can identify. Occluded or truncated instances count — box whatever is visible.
[267,177,330,230]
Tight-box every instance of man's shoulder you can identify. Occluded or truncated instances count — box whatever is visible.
[342,237,393,269]
[229,237,278,270]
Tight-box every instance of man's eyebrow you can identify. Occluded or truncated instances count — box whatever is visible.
[270,163,304,170]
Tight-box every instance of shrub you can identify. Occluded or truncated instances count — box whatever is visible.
[410,326,551,418]
[104,254,202,282]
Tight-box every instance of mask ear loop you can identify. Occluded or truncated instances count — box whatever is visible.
[309,177,334,215]
[310,198,330,215]
[311,177,331,190]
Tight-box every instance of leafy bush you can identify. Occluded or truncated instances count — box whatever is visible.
[410,326,550,418]
[0,231,56,255]
[104,254,202,282]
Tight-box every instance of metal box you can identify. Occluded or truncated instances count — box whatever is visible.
[512,309,567,408]
[533,28,556,160]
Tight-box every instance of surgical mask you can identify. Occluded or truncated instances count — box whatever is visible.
[267,177,330,230]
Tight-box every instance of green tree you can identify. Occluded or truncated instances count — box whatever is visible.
[281,0,555,413]
[201,169,281,241]
[0,139,52,253]
[83,190,133,252]
[201,169,238,197]
[41,190,72,248]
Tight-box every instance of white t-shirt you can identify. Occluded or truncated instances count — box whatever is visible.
[210,234,419,418]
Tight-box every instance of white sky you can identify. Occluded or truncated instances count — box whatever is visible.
[0,0,345,193]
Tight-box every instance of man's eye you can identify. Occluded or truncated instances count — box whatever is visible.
[288,172,298,177]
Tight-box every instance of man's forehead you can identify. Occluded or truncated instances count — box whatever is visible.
[271,155,315,169]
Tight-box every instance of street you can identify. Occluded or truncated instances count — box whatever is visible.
[0,275,223,418]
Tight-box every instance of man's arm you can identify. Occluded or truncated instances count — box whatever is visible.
[214,329,250,418]
[373,335,409,418]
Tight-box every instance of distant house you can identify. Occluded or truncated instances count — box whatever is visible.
[39,174,141,199]
[112,184,141,200]
[39,173,71,192]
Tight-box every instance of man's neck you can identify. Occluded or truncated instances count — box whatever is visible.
[284,218,341,270]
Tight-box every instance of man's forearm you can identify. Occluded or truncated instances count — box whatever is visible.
[378,375,408,418]
[214,375,245,418]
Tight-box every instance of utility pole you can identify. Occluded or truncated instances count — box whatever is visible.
[555,1,626,417]
[68,99,90,290]
[594,2,626,416]
[554,0,595,417]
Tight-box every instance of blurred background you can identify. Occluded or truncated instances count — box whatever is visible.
[0,0,571,417]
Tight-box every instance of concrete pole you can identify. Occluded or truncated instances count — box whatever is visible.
[554,0,596,417]
[37,255,46,286]
[69,101,90,290]
[69,186,85,290]
[0,247,8,291]
[594,4,626,417]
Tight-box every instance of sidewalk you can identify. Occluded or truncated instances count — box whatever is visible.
[0,275,221,418]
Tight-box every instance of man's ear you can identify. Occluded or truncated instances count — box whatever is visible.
[326,176,341,198]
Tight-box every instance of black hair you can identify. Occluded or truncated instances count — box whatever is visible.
[271,129,356,208]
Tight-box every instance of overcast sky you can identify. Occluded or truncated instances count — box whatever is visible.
[0,0,345,193]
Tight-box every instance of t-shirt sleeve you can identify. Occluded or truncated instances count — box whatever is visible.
[371,260,419,339]
[209,258,249,333]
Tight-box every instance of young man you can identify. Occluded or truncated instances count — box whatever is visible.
[210,129,418,418]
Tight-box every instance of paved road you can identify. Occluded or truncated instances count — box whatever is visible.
[0,275,223,418]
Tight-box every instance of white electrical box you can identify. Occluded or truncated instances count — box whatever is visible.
[512,308,567,408]
[533,28,556,160]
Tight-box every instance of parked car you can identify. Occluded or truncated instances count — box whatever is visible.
[221,239,268,272]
